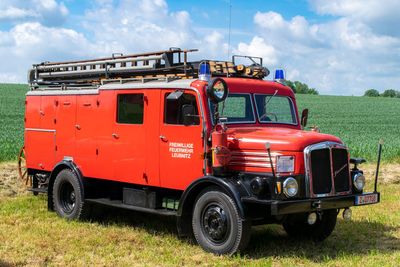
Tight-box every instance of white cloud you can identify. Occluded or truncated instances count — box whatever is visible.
[81,0,200,54]
[0,0,229,83]
[235,7,400,95]
[0,7,38,21]
[235,36,277,65]
[0,22,98,83]
[0,0,68,26]
[3,0,398,95]
[309,0,400,37]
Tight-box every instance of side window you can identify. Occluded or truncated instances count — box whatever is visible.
[117,94,144,124]
[164,92,200,125]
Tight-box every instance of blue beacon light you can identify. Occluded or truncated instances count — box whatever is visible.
[274,69,285,83]
[199,61,211,82]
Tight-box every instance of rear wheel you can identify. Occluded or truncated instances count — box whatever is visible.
[53,169,89,220]
[192,188,251,255]
[283,209,337,241]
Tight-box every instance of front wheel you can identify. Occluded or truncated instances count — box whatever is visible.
[53,169,89,220]
[283,209,337,241]
[192,188,251,255]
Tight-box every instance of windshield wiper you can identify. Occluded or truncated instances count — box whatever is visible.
[259,89,278,120]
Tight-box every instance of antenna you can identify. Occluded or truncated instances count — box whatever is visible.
[227,0,232,60]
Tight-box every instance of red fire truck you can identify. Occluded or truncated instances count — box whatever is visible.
[20,48,380,255]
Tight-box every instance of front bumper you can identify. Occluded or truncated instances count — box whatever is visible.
[242,192,380,215]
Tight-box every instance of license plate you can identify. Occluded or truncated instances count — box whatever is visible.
[355,193,379,205]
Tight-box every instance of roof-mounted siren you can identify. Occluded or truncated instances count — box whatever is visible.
[274,69,285,84]
[199,61,211,82]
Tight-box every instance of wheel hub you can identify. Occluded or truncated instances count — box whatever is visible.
[59,182,76,214]
[203,205,228,242]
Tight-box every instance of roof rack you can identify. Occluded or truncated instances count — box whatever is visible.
[28,48,269,90]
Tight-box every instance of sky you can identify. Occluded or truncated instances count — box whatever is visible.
[1,0,400,95]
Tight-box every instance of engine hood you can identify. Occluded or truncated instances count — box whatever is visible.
[226,127,342,152]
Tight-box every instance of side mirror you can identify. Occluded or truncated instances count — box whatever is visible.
[182,104,199,126]
[301,108,308,128]
[207,78,228,103]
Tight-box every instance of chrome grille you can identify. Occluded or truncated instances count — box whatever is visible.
[304,142,351,198]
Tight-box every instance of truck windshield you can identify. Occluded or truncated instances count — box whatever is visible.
[210,93,297,125]
[210,93,255,123]
[254,94,297,124]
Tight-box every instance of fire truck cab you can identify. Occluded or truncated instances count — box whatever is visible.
[23,49,380,255]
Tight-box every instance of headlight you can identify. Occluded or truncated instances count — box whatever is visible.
[283,177,298,197]
[276,156,295,173]
[353,173,366,191]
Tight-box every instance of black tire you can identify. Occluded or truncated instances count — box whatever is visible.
[283,209,337,241]
[52,169,89,220]
[192,188,251,255]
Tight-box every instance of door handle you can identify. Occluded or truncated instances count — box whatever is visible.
[75,124,81,130]
[160,135,168,142]
[112,133,119,139]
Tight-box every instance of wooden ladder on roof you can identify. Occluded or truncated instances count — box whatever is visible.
[28,48,270,90]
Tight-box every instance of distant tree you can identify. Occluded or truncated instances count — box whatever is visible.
[364,89,380,97]
[286,80,319,95]
[396,91,400,98]
[381,89,397,98]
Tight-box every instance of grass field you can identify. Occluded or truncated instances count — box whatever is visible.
[0,83,399,162]
[0,162,399,266]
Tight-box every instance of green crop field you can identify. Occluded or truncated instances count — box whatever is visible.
[296,94,400,162]
[0,84,28,162]
[0,83,399,162]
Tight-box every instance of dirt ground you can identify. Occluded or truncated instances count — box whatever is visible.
[0,162,28,198]
[0,162,399,198]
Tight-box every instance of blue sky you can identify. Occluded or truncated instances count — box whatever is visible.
[1,0,400,95]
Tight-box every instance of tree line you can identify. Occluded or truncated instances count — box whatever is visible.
[364,89,400,98]
[285,80,319,95]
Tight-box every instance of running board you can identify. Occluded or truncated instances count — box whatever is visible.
[85,198,177,217]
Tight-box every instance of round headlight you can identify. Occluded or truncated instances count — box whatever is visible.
[283,177,298,197]
[353,173,366,191]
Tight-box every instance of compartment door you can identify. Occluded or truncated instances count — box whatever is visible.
[112,90,147,184]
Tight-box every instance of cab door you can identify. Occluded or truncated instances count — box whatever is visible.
[159,90,204,190]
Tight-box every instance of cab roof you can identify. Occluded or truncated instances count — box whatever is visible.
[218,78,295,98]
